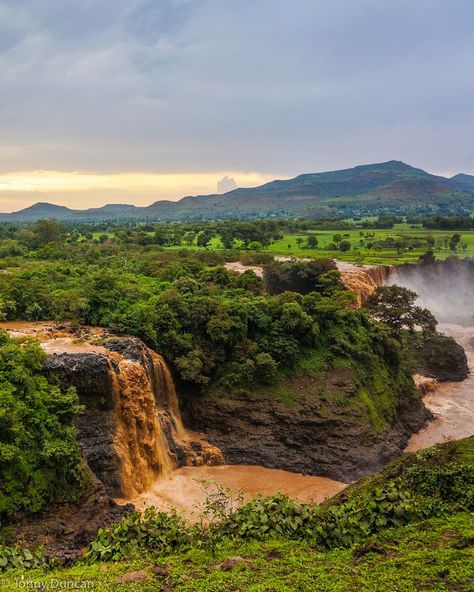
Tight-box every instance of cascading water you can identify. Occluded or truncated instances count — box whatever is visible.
[336,261,397,306]
[107,348,224,499]
[149,351,186,438]
[108,356,177,498]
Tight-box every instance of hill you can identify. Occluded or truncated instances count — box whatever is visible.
[1,161,474,221]
[451,172,474,191]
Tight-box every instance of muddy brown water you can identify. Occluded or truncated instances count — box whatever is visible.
[406,323,474,451]
[117,465,346,518]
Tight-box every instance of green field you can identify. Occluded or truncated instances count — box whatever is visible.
[174,225,474,265]
[83,225,474,265]
[265,226,474,264]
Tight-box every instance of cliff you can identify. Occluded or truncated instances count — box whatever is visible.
[182,361,430,482]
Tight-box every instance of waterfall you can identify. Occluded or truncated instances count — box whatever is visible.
[149,351,186,438]
[108,356,176,498]
[106,346,223,499]
[337,262,397,307]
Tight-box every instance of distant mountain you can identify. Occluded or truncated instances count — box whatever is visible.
[1,161,474,222]
[451,173,474,191]
[8,202,74,221]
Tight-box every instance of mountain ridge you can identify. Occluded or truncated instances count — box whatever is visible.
[2,160,473,221]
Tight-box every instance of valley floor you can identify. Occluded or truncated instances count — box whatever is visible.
[5,514,472,592]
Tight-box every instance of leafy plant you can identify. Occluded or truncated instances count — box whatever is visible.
[82,507,192,563]
[0,545,47,572]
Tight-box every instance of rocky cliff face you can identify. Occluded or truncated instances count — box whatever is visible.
[182,369,430,482]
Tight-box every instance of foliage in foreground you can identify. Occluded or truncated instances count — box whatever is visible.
[4,514,473,591]
[0,332,86,522]
[0,439,472,576]
[79,438,474,565]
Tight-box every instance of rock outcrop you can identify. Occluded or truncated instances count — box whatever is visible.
[182,370,430,482]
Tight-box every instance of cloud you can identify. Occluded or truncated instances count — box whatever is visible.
[0,0,473,209]
[217,176,237,193]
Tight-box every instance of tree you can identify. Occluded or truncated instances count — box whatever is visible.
[339,240,351,252]
[0,334,85,518]
[197,230,214,248]
[419,250,436,265]
[183,231,196,246]
[254,352,278,384]
[449,233,461,252]
[306,235,318,249]
[34,219,65,246]
[365,285,437,334]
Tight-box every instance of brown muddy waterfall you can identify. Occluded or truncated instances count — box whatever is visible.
[0,322,224,500]
[108,353,178,498]
[336,261,397,306]
[107,348,224,498]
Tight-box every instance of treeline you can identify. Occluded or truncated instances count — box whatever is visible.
[0,216,401,253]
[406,215,474,230]
[0,238,404,394]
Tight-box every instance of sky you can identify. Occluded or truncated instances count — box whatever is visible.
[0,0,473,211]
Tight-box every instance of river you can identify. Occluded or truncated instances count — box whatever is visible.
[117,465,346,518]
[406,323,474,451]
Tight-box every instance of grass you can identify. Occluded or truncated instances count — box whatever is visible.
[5,514,473,591]
[265,226,474,264]
[84,225,474,265]
[158,226,474,265]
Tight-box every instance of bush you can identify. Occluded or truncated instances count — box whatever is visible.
[0,545,47,572]
[82,508,192,563]
[0,333,86,520]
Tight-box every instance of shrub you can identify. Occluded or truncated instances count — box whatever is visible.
[0,546,47,572]
[82,508,192,563]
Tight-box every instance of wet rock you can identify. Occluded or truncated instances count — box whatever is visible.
[183,371,430,482]
[418,333,469,382]
[115,570,149,584]
[45,352,122,494]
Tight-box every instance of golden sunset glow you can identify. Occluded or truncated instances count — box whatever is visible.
[0,171,274,211]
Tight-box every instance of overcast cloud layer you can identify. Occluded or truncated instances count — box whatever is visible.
[0,0,473,208]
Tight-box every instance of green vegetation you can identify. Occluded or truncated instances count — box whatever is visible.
[2,439,472,590]
[3,517,472,592]
[2,216,474,266]
[0,333,86,521]
[0,224,412,398]
[0,218,472,589]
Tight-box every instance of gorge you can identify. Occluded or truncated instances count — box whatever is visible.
[2,256,473,559]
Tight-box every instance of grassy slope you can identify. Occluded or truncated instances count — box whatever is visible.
[8,515,473,591]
